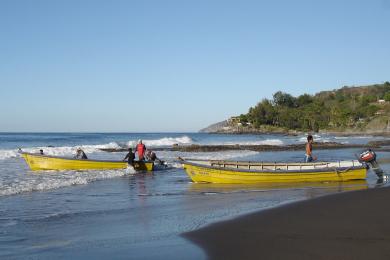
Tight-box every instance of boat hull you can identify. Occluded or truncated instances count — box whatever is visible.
[182,161,367,184]
[21,153,154,171]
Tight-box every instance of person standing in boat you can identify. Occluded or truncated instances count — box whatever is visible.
[75,148,88,159]
[305,135,317,163]
[135,140,146,161]
[123,148,135,166]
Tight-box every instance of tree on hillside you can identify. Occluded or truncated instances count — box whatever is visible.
[384,91,390,102]
[272,91,296,107]
[335,90,345,102]
[296,94,313,107]
[360,95,377,106]
[248,99,275,127]
[239,114,248,125]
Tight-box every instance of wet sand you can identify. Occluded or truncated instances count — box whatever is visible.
[184,186,390,260]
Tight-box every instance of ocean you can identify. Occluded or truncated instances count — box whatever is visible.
[1,132,389,259]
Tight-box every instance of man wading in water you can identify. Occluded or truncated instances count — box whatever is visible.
[75,148,88,159]
[123,148,135,166]
[305,134,317,163]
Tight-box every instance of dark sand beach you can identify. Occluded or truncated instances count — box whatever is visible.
[184,186,390,260]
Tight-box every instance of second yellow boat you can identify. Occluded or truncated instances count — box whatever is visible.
[181,158,367,184]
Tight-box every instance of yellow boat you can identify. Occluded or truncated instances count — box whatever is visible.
[181,158,367,184]
[21,152,154,171]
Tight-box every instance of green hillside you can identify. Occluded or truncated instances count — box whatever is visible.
[239,82,390,133]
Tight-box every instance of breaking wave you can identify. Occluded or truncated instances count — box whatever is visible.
[0,150,19,160]
[298,135,332,143]
[126,136,193,147]
[0,136,194,160]
[0,142,121,160]
[0,169,131,197]
[218,139,284,146]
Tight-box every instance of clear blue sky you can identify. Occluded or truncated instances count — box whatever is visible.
[1,0,389,132]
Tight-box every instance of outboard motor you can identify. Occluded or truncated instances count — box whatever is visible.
[358,149,384,178]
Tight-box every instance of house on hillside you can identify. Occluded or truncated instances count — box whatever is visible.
[228,116,241,124]
[228,116,250,128]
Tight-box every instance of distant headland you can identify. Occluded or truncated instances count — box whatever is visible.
[200,82,390,135]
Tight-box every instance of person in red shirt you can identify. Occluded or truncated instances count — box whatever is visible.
[135,140,146,161]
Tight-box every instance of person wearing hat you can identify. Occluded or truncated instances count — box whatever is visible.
[135,140,146,161]
[74,147,88,159]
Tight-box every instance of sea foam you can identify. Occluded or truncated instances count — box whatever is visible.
[236,139,284,146]
[0,136,194,161]
[0,169,128,197]
[0,150,19,160]
[0,142,121,161]
[127,136,193,148]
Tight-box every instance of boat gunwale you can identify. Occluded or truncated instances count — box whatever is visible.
[183,158,362,167]
[181,160,366,174]
[21,152,153,164]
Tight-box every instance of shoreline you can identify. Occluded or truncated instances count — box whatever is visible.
[203,130,390,137]
[201,126,390,136]
[99,140,390,153]
[183,186,390,260]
